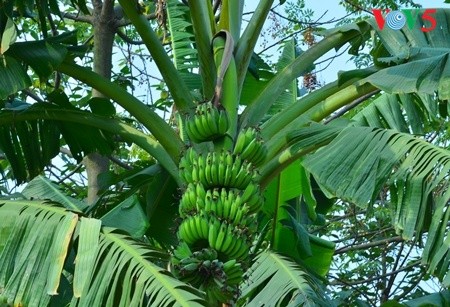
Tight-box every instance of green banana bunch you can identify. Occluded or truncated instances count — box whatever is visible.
[233,127,267,167]
[207,219,251,261]
[186,101,229,143]
[192,248,218,262]
[223,259,244,286]
[178,213,210,245]
[179,183,206,217]
[179,149,258,189]
[175,121,269,303]
[241,182,264,214]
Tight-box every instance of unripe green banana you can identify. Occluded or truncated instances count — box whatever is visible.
[204,158,212,185]
[186,117,203,143]
[185,102,230,143]
[214,222,228,251]
[194,112,207,138]
[208,218,220,249]
[240,137,258,161]
[222,259,237,271]
[197,214,209,238]
[222,193,231,220]
[224,163,232,187]
[182,262,200,272]
[215,196,224,217]
[233,162,252,189]
[233,127,268,166]
[178,219,195,244]
[191,164,199,183]
[226,233,243,259]
[198,164,207,186]
[228,194,239,222]
[201,113,212,138]
[188,216,201,242]
[219,225,235,254]
[210,152,218,183]
[204,195,212,213]
[205,105,219,134]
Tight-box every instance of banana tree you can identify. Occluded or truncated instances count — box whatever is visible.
[0,0,450,306]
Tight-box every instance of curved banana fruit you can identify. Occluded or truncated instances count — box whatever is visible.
[185,101,230,143]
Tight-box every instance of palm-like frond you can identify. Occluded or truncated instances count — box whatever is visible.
[166,0,197,72]
[238,251,328,307]
[292,124,450,284]
[71,226,205,307]
[0,201,206,306]
[0,200,78,306]
[21,175,87,212]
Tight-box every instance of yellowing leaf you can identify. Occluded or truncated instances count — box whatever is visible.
[1,18,17,55]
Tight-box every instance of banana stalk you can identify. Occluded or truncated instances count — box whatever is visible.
[212,31,238,150]
[218,0,244,43]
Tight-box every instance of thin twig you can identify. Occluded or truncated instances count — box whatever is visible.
[334,236,404,255]
[330,260,423,286]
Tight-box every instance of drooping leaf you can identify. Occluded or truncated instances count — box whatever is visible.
[7,40,67,79]
[0,110,60,183]
[21,175,88,212]
[0,17,16,54]
[355,10,450,100]
[382,289,450,307]
[0,56,30,99]
[0,200,207,306]
[239,251,329,307]
[145,167,179,247]
[71,227,206,307]
[88,97,116,117]
[100,195,149,239]
[0,102,116,184]
[263,38,300,120]
[263,159,334,277]
[0,200,78,306]
[300,124,450,283]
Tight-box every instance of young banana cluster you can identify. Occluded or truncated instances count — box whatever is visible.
[233,127,267,167]
[186,101,229,143]
[173,248,244,303]
[179,149,258,190]
[179,182,263,219]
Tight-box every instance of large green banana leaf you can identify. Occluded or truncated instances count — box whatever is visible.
[238,251,329,307]
[289,10,450,285]
[0,200,206,306]
[291,122,450,284]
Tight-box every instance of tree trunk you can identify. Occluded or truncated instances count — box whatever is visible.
[84,0,117,204]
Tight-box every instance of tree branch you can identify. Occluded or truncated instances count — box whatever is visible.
[62,12,93,24]
[329,260,423,286]
[116,29,144,45]
[334,236,404,255]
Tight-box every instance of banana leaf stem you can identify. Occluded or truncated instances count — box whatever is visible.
[118,0,194,113]
[57,62,184,162]
[0,108,181,185]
